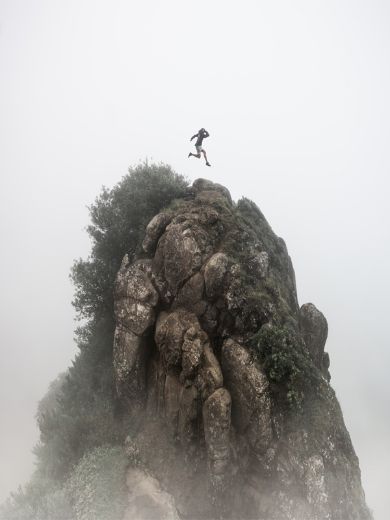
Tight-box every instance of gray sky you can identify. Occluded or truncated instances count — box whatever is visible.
[0,1,389,518]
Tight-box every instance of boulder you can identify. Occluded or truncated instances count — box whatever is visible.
[203,388,231,489]
[197,344,223,401]
[142,212,172,255]
[114,258,158,335]
[180,325,207,382]
[113,326,146,406]
[175,272,206,316]
[124,468,180,520]
[155,310,200,370]
[221,339,272,457]
[192,178,232,205]
[155,224,203,294]
[299,303,328,368]
[204,252,229,299]
[115,258,159,306]
[115,300,155,336]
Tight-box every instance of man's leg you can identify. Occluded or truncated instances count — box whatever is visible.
[189,146,201,159]
[202,150,211,166]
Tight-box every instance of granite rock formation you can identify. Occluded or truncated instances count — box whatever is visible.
[113,178,371,520]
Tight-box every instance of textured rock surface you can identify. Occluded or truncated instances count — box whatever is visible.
[113,179,372,520]
[124,468,180,520]
[203,387,231,493]
[221,339,272,460]
[142,212,172,255]
[299,302,330,378]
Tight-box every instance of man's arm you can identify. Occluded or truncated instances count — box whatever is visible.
[190,133,198,141]
[203,130,210,138]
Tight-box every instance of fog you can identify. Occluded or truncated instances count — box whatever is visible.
[0,1,389,518]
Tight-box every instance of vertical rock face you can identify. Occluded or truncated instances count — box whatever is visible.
[113,179,371,520]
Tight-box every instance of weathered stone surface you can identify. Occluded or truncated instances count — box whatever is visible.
[299,302,328,368]
[199,303,218,336]
[180,325,207,382]
[124,468,180,520]
[155,310,200,370]
[114,258,158,335]
[175,272,206,316]
[112,178,371,520]
[221,339,272,456]
[154,223,204,294]
[249,250,269,279]
[304,455,329,514]
[197,344,223,401]
[203,388,231,481]
[204,252,229,299]
[224,264,243,313]
[192,178,232,205]
[142,212,172,255]
[149,270,173,306]
[113,326,146,405]
[155,312,182,369]
[177,384,199,449]
[115,258,159,306]
[164,373,181,433]
[116,300,155,336]
[322,351,331,381]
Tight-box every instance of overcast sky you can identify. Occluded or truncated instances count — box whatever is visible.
[0,1,389,518]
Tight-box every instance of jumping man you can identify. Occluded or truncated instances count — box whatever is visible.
[188,128,211,166]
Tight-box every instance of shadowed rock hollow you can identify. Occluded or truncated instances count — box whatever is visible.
[114,179,371,520]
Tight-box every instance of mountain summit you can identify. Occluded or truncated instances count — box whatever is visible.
[113,178,371,520]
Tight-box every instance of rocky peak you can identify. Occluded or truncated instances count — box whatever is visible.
[113,179,371,520]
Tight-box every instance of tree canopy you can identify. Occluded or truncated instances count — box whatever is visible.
[1,162,188,518]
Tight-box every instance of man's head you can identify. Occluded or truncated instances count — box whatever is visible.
[199,128,205,133]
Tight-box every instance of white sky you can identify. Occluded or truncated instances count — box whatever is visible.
[0,1,389,518]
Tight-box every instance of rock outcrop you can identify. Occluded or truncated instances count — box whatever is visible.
[113,179,371,520]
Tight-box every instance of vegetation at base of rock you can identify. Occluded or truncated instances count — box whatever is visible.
[250,325,325,410]
[46,162,188,479]
[1,163,189,517]
[67,446,128,520]
[34,316,121,481]
[0,446,128,520]
[0,475,71,520]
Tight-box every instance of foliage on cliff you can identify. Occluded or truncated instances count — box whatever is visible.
[0,446,127,520]
[0,163,188,518]
[250,325,323,410]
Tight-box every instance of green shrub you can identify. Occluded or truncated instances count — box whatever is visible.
[34,162,188,481]
[67,445,128,520]
[71,162,188,321]
[0,473,72,520]
[1,447,129,520]
[2,162,189,516]
[251,326,323,410]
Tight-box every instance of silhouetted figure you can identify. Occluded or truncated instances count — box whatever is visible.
[188,128,211,166]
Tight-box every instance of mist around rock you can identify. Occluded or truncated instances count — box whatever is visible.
[0,164,373,520]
